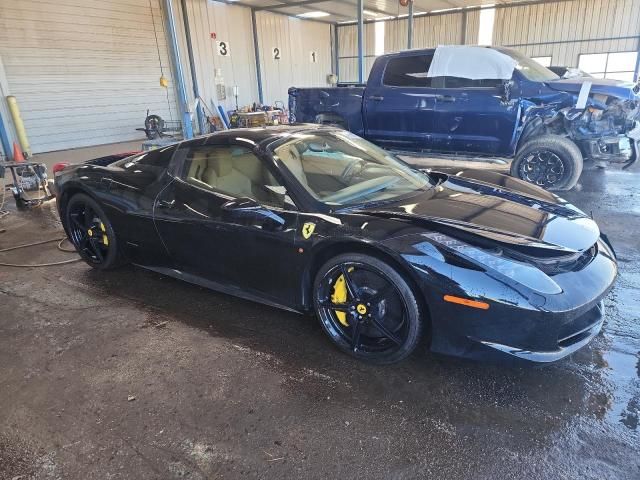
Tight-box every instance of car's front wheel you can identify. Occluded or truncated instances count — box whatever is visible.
[314,253,424,364]
[511,134,583,191]
[65,193,124,270]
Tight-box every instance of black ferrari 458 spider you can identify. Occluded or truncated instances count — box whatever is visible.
[54,126,617,364]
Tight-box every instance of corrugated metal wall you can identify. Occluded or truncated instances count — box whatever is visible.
[337,0,640,82]
[337,10,480,83]
[0,0,179,153]
[172,0,258,117]
[493,0,640,67]
[255,11,332,105]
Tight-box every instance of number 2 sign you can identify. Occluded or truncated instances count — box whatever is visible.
[272,47,281,60]
[216,41,230,57]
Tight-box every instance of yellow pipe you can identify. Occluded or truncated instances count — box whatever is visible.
[6,95,31,158]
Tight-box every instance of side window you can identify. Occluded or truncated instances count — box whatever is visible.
[115,144,177,178]
[180,145,292,208]
[383,55,436,87]
[443,77,504,89]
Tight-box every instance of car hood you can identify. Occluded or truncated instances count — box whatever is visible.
[545,77,639,101]
[356,173,599,255]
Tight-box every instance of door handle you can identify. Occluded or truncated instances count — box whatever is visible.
[156,199,175,209]
[436,95,456,103]
[368,95,384,101]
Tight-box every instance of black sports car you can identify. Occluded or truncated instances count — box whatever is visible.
[54,126,617,364]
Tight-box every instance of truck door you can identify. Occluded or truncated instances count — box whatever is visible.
[364,53,436,151]
[430,76,519,156]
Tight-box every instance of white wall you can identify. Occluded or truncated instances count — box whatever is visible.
[255,11,332,106]
[0,0,180,153]
[173,0,258,116]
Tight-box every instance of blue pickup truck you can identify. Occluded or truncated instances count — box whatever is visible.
[289,46,640,190]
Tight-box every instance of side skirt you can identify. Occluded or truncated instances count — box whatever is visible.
[135,264,306,315]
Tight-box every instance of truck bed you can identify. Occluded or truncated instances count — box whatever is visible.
[288,85,366,137]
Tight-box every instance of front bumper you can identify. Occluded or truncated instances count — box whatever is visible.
[395,237,617,364]
[577,123,640,166]
[478,301,604,362]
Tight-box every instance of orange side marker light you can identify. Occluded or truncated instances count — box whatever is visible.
[443,295,490,310]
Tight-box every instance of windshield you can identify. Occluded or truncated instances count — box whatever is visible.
[272,130,433,207]
[500,48,560,82]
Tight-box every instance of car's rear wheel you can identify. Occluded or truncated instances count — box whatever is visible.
[511,134,583,191]
[65,193,124,270]
[314,253,423,364]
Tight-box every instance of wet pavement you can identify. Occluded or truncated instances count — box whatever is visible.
[0,164,638,479]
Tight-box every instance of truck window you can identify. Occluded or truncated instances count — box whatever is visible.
[443,77,504,89]
[383,55,435,87]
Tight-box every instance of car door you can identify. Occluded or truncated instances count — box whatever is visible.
[430,75,519,155]
[364,53,437,151]
[102,145,178,267]
[152,138,300,306]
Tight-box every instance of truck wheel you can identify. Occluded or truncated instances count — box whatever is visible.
[511,135,583,191]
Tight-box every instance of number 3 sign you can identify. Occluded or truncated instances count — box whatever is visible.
[216,41,230,56]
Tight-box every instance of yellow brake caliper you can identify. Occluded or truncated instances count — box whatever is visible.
[100,222,109,246]
[331,267,354,327]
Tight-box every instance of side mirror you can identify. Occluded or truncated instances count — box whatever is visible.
[501,80,515,103]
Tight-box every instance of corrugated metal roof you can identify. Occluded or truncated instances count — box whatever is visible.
[224,0,548,24]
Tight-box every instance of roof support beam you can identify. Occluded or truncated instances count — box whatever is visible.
[255,0,352,21]
[254,0,333,11]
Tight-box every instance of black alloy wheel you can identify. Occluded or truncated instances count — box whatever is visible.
[66,193,122,269]
[517,150,566,188]
[314,253,423,364]
[511,134,583,191]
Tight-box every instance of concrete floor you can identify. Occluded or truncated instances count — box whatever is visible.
[0,162,638,479]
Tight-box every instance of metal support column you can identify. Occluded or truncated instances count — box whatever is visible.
[357,0,364,83]
[163,0,193,139]
[0,110,12,161]
[251,8,264,104]
[634,40,640,83]
[180,0,206,135]
[407,0,414,50]
[460,9,468,45]
[332,23,339,77]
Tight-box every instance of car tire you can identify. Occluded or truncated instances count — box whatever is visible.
[65,193,125,270]
[313,253,424,364]
[511,135,583,191]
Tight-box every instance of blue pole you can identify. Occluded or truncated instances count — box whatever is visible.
[0,110,12,161]
[251,8,264,105]
[163,0,193,139]
[180,0,206,135]
[357,0,364,83]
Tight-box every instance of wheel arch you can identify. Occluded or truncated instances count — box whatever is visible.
[302,239,431,331]
[58,184,99,234]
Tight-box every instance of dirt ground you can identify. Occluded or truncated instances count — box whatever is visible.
[0,162,638,479]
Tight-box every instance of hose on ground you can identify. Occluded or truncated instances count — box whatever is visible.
[0,237,80,267]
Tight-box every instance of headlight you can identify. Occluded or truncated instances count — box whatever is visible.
[420,232,562,295]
